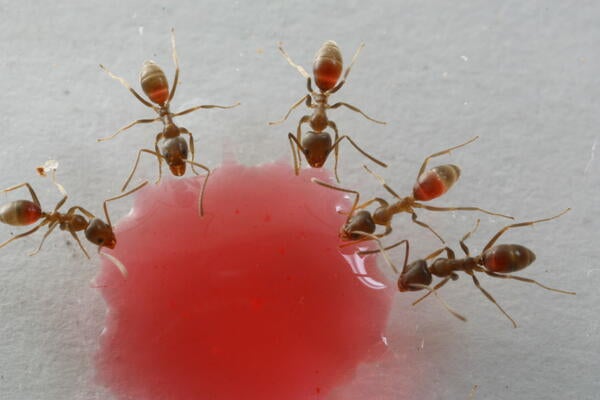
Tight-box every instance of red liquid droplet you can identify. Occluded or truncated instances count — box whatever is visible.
[95,161,393,400]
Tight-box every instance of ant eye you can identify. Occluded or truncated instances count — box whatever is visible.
[97,238,104,244]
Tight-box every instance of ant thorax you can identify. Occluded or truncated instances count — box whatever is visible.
[163,121,180,139]
[430,257,478,277]
[57,213,87,232]
[388,197,414,215]
[310,103,328,132]
[372,205,390,226]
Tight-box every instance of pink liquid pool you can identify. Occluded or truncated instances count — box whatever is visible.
[94,161,394,400]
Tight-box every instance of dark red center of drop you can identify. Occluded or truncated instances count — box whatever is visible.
[94,161,393,400]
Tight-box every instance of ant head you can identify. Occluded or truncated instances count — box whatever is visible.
[140,61,169,105]
[301,131,332,167]
[161,137,188,176]
[342,210,375,240]
[398,260,432,292]
[313,41,343,92]
[85,218,116,249]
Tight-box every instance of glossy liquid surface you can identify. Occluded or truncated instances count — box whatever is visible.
[95,162,393,400]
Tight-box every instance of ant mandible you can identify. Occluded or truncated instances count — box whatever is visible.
[363,209,575,327]
[270,41,387,181]
[313,137,513,243]
[0,168,146,274]
[98,29,239,215]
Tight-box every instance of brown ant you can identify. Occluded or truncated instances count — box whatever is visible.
[98,29,239,215]
[269,41,387,181]
[0,169,147,273]
[312,137,513,243]
[362,209,575,327]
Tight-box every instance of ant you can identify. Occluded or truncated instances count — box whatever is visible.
[312,137,513,243]
[0,168,146,275]
[98,29,239,215]
[362,209,575,327]
[269,41,387,181]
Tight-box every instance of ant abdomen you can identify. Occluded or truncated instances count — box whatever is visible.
[302,132,332,167]
[313,41,343,92]
[140,61,169,105]
[482,244,536,273]
[398,260,432,292]
[0,200,42,226]
[413,164,461,201]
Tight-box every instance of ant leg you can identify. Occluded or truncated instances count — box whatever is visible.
[411,212,445,243]
[311,178,361,227]
[362,166,400,203]
[411,247,456,305]
[288,133,303,175]
[355,197,387,211]
[477,267,575,295]
[68,229,91,259]
[122,149,163,192]
[276,42,310,79]
[99,251,129,278]
[416,136,479,178]
[269,95,310,125]
[459,219,480,256]
[296,115,310,167]
[359,239,409,275]
[329,102,386,124]
[102,181,148,226]
[330,135,388,168]
[52,195,68,214]
[97,117,161,142]
[482,208,571,253]
[340,224,392,248]
[0,222,47,250]
[179,128,200,175]
[411,280,467,322]
[328,121,342,182]
[184,161,210,217]
[425,246,455,261]
[154,132,164,182]
[167,28,179,106]
[469,271,517,328]
[417,203,513,220]
[99,64,156,109]
[306,77,315,93]
[66,206,95,219]
[327,43,365,95]
[29,220,59,256]
[171,102,241,117]
[355,233,402,274]
[2,182,41,207]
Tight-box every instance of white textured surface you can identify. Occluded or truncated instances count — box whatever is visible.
[0,1,598,399]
